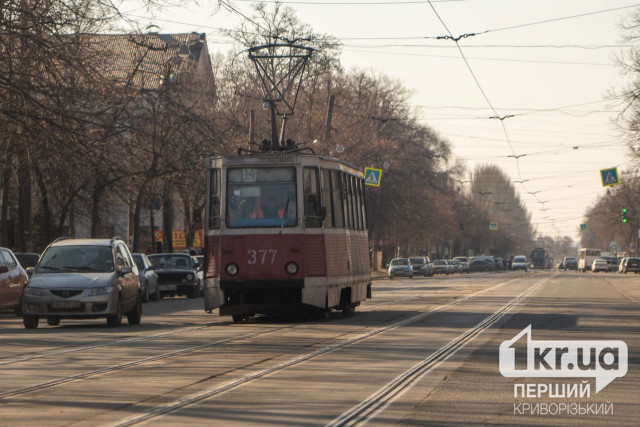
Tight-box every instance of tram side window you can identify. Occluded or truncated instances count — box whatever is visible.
[303,167,324,228]
[344,174,351,229]
[321,169,333,227]
[331,170,344,228]
[359,178,367,229]
[208,168,221,229]
[350,175,360,230]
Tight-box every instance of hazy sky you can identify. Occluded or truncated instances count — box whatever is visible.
[123,0,639,240]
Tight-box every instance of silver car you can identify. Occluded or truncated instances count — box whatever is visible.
[388,258,413,279]
[22,238,141,329]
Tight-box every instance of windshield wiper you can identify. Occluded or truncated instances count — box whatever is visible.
[38,265,62,271]
[280,197,290,234]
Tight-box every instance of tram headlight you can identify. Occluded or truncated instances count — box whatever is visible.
[226,263,239,276]
[285,262,298,275]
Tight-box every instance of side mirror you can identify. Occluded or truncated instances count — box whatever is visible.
[146,265,155,271]
[26,267,35,277]
[119,265,133,275]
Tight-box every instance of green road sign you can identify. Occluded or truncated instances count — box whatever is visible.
[600,167,619,187]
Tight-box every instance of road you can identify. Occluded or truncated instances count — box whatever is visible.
[0,270,638,426]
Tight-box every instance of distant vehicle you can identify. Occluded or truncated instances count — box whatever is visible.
[469,259,491,272]
[448,259,463,273]
[602,256,619,272]
[578,248,601,272]
[511,255,528,272]
[494,257,504,270]
[562,257,577,271]
[472,256,496,271]
[432,259,452,275]
[388,258,413,279]
[620,257,640,274]
[409,257,433,277]
[132,253,159,302]
[14,252,40,269]
[591,258,608,273]
[0,247,29,316]
[22,237,141,329]
[147,253,201,298]
[530,248,550,269]
[453,257,470,273]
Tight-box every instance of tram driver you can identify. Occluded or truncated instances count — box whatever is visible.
[261,196,283,219]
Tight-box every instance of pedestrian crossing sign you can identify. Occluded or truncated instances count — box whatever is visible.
[580,223,588,232]
[600,167,619,187]
[489,222,498,231]
[364,167,382,187]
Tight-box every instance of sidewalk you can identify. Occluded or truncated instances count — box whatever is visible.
[371,268,387,280]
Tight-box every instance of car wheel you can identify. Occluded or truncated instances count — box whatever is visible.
[107,295,123,327]
[127,294,142,325]
[23,315,39,329]
[47,317,60,326]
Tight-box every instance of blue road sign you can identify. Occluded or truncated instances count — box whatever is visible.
[600,167,619,187]
[489,222,498,231]
[580,223,588,232]
[364,167,382,187]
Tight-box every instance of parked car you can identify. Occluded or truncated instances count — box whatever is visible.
[388,258,413,279]
[449,259,463,273]
[494,257,505,270]
[620,257,640,274]
[469,259,491,272]
[432,259,452,275]
[471,256,496,271]
[22,237,141,329]
[591,259,608,273]
[511,255,528,272]
[14,252,40,269]
[453,256,470,273]
[602,256,619,272]
[409,256,433,277]
[562,257,577,271]
[147,253,201,298]
[133,253,159,302]
[0,247,29,316]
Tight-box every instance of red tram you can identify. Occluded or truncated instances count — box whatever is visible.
[202,152,372,322]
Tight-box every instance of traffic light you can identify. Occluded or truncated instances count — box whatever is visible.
[622,208,628,223]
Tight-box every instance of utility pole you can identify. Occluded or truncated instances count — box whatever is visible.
[248,109,255,151]
[324,94,335,142]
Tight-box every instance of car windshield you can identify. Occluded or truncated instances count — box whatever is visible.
[148,255,193,269]
[409,258,424,264]
[513,257,525,262]
[37,245,113,273]
[390,259,409,266]
[434,260,446,265]
[565,257,576,261]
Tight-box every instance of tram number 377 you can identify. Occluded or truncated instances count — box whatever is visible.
[247,249,277,265]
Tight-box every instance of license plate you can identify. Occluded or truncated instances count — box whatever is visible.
[51,301,81,308]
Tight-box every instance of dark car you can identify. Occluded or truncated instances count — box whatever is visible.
[562,257,577,271]
[0,247,29,316]
[409,256,433,277]
[147,253,200,298]
[469,259,491,272]
[133,253,160,302]
[14,252,40,269]
[621,257,640,274]
[432,259,452,275]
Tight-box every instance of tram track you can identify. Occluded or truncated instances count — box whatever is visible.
[104,274,547,427]
[0,277,497,400]
[0,274,536,408]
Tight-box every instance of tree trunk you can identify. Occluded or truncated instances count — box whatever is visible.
[162,181,173,253]
[90,178,104,238]
[17,147,32,251]
[132,184,145,252]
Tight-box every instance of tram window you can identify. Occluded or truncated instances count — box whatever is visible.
[342,173,352,229]
[352,176,361,230]
[226,167,297,228]
[331,170,344,228]
[303,167,324,228]
[208,169,221,229]
[359,178,367,229]
[321,169,333,227]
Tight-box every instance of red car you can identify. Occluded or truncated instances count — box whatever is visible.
[0,247,29,316]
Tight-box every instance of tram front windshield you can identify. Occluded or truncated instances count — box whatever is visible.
[226,167,297,228]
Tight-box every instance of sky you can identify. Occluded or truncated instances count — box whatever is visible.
[121,0,640,240]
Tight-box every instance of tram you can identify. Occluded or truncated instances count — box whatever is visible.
[202,152,372,322]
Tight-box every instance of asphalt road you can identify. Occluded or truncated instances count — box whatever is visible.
[0,270,637,426]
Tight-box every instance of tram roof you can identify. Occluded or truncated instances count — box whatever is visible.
[206,153,364,174]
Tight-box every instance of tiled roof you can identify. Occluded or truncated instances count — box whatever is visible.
[79,32,208,90]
